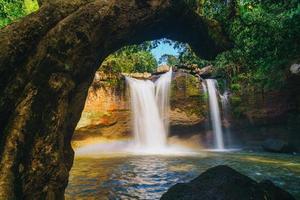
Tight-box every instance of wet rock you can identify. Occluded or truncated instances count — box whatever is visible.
[262,139,295,153]
[161,165,295,200]
[169,72,207,136]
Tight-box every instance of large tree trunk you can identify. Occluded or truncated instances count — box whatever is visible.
[0,0,230,199]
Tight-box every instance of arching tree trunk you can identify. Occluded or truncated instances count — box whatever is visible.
[0,0,230,199]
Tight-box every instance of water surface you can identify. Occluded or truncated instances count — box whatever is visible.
[66,151,300,200]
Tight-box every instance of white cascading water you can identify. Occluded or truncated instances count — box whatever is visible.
[205,79,225,149]
[220,90,230,121]
[220,90,232,147]
[155,70,172,135]
[201,80,211,135]
[126,69,172,151]
[201,82,208,94]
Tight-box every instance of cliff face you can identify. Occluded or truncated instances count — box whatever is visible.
[73,70,207,143]
[73,72,131,143]
[228,76,300,150]
[169,71,208,137]
[74,70,300,151]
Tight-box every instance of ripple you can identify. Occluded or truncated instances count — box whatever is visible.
[66,152,300,200]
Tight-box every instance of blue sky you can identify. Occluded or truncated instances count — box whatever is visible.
[151,42,179,63]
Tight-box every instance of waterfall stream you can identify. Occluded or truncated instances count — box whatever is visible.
[204,79,225,150]
[126,69,172,151]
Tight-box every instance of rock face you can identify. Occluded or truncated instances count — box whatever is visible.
[73,71,130,144]
[75,69,300,151]
[169,71,207,137]
[228,78,300,151]
[0,0,229,199]
[161,165,295,200]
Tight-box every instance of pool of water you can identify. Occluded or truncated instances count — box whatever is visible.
[65,151,300,200]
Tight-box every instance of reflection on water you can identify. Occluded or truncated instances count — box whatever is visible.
[66,152,300,200]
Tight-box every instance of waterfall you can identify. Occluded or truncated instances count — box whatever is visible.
[205,79,225,150]
[126,69,172,150]
[220,90,230,122]
[201,81,211,140]
[220,90,232,147]
[201,82,208,94]
[155,70,172,135]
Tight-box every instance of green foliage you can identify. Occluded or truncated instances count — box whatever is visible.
[204,0,300,90]
[180,0,300,91]
[0,0,38,28]
[159,54,179,66]
[1,0,299,93]
[24,0,38,14]
[156,39,211,67]
[101,43,157,73]
[230,83,241,93]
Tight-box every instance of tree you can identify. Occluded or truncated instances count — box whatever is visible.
[198,0,300,90]
[0,0,38,28]
[159,54,179,66]
[101,43,158,73]
[0,1,225,199]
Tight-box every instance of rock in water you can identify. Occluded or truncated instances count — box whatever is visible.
[262,139,295,153]
[290,63,300,75]
[160,165,295,200]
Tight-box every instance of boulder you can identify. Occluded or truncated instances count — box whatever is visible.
[160,165,295,200]
[197,65,213,78]
[290,63,300,75]
[157,64,171,73]
[174,64,213,78]
[262,139,295,153]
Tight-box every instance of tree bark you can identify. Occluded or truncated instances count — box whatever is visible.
[0,0,230,199]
